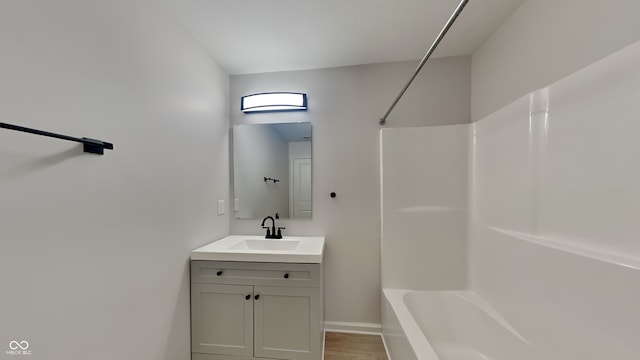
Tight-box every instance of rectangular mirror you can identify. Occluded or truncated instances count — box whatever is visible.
[232,122,312,219]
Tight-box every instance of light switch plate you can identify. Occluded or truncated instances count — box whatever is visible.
[217,200,224,215]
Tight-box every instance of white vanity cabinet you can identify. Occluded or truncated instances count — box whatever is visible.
[191,260,324,360]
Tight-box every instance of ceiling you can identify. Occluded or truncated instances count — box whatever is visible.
[166,0,526,75]
[272,123,312,142]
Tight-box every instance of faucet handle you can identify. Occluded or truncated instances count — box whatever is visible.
[262,226,271,238]
[276,227,286,239]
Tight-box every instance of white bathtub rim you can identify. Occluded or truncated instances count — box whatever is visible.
[384,289,533,360]
[447,291,532,346]
[384,288,441,360]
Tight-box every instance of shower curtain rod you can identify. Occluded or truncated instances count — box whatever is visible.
[379,0,470,126]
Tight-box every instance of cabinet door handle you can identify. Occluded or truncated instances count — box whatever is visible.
[245,294,251,301]
[284,273,290,279]
[216,270,223,276]
[254,294,260,300]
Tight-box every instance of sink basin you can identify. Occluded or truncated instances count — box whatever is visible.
[229,239,300,251]
[191,235,325,263]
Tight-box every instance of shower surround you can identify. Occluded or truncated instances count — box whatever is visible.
[381,39,640,359]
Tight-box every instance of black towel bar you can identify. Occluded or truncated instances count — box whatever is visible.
[0,122,113,155]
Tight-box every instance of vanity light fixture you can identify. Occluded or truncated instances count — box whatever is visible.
[241,92,307,113]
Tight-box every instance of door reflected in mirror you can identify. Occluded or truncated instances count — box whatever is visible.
[233,123,312,219]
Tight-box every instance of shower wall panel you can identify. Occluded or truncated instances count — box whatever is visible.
[470,39,640,359]
[381,125,469,290]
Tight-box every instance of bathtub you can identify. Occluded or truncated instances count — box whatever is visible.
[382,289,534,360]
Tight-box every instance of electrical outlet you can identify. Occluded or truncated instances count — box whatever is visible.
[217,200,224,215]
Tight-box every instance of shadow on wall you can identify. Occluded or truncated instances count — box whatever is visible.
[0,146,84,186]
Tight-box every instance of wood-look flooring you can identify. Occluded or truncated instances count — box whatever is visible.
[324,332,389,360]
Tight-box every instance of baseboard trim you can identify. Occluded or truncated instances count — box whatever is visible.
[320,328,326,360]
[324,321,382,335]
[380,332,393,360]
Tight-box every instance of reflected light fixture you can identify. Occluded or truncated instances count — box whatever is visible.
[241,92,307,113]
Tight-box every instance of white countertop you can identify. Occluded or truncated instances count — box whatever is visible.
[191,235,325,263]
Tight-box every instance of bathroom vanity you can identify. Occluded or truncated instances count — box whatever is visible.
[190,235,325,360]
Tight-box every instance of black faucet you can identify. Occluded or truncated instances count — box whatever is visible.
[261,215,284,239]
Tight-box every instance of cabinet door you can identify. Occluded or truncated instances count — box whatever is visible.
[191,283,253,356]
[254,286,321,360]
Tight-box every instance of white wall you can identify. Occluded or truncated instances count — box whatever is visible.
[230,56,471,325]
[471,39,640,359]
[0,1,229,359]
[380,125,468,291]
[233,124,289,218]
[289,141,312,159]
[472,0,640,120]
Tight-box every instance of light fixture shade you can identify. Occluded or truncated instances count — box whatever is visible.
[241,92,307,113]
